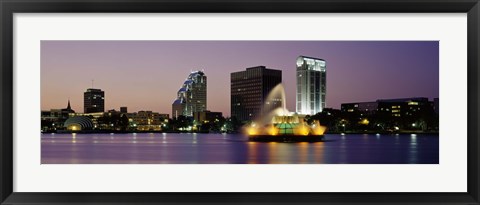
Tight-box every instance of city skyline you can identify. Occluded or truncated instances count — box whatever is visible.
[41,41,439,116]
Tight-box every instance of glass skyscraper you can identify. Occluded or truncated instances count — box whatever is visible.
[296,56,326,115]
[172,71,207,118]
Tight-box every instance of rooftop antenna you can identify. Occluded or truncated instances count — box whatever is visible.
[91,79,94,88]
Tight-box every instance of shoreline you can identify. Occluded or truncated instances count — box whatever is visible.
[41,131,439,135]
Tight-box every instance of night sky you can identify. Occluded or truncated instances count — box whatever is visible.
[41,41,439,116]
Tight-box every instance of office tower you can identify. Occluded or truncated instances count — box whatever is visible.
[231,66,282,122]
[296,56,326,115]
[172,70,207,118]
[84,88,105,113]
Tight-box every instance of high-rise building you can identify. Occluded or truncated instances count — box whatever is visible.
[84,88,105,113]
[231,66,282,122]
[296,56,326,115]
[172,71,207,118]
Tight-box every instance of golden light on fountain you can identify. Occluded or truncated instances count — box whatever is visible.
[293,123,310,136]
[246,123,259,135]
[243,84,327,140]
[267,124,279,136]
[312,120,327,135]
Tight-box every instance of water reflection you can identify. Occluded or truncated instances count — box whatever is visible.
[298,142,308,163]
[409,134,419,163]
[41,133,438,164]
[247,142,257,164]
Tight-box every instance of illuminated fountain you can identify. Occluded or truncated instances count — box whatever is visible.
[245,84,327,142]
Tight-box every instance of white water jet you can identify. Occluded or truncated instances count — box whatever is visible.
[245,83,327,136]
[257,84,290,126]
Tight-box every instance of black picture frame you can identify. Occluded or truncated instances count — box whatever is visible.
[1,0,479,204]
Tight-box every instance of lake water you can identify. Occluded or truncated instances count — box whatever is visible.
[41,133,438,164]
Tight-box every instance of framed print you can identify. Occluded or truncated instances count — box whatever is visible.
[1,0,479,204]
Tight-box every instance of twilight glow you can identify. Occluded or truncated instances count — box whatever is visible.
[41,41,439,116]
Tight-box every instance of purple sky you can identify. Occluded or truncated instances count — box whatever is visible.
[41,41,439,116]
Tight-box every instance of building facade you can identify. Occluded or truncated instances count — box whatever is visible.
[127,111,169,131]
[376,97,436,130]
[296,56,327,115]
[41,100,75,132]
[341,101,378,114]
[339,97,438,131]
[172,71,207,118]
[433,97,439,115]
[231,66,282,122]
[376,97,433,118]
[193,110,223,123]
[84,88,105,113]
